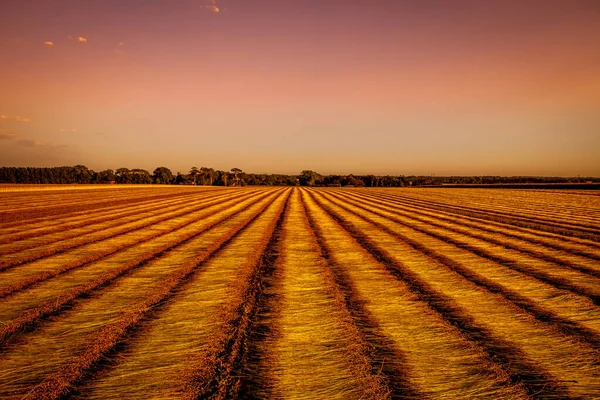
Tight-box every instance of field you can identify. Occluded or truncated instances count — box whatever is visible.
[0,185,599,399]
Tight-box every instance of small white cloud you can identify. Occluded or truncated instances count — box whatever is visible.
[60,128,78,133]
[15,116,29,123]
[202,0,220,13]
[78,36,88,43]
[0,115,8,120]
[44,41,54,46]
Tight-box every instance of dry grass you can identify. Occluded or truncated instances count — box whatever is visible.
[0,189,253,267]
[20,190,287,399]
[302,190,529,399]
[0,190,269,301]
[310,189,600,397]
[244,190,390,399]
[77,189,289,399]
[0,188,225,246]
[0,184,160,192]
[0,186,599,399]
[323,190,600,326]
[363,188,600,241]
[345,188,600,262]
[0,190,278,344]
[0,186,219,225]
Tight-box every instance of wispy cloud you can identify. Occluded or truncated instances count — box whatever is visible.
[44,41,54,46]
[202,0,220,13]
[60,128,78,133]
[0,115,30,123]
[78,36,88,43]
[0,130,17,140]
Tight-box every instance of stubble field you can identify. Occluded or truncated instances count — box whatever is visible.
[0,185,599,399]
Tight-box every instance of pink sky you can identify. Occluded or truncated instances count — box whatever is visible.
[1,0,599,175]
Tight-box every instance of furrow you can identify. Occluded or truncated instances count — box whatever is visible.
[0,188,209,225]
[72,190,290,400]
[0,189,216,246]
[308,189,600,398]
[324,190,600,306]
[0,190,280,346]
[0,190,285,399]
[323,190,600,349]
[0,186,208,210]
[182,189,291,400]
[372,190,600,241]
[0,190,266,299]
[348,189,600,263]
[0,189,236,255]
[0,189,213,234]
[0,190,251,270]
[387,189,600,226]
[238,189,393,400]
[301,190,530,399]
[0,188,170,212]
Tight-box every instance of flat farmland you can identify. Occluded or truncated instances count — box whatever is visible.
[0,186,599,399]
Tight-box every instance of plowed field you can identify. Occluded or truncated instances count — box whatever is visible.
[1,186,599,399]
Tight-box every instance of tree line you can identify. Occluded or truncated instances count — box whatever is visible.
[0,166,597,186]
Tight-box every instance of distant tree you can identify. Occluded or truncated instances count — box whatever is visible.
[131,169,152,184]
[324,175,342,186]
[176,172,194,185]
[216,170,229,186]
[71,165,93,183]
[95,169,116,183]
[152,167,174,184]
[299,170,322,186]
[4,164,597,186]
[115,168,131,184]
[343,174,364,187]
[189,167,200,185]
[199,167,216,185]
[231,168,244,186]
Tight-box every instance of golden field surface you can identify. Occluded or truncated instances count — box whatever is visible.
[0,185,599,399]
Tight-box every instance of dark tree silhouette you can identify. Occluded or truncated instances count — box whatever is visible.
[152,167,174,184]
[0,166,597,187]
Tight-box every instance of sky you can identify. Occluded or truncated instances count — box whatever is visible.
[1,0,599,176]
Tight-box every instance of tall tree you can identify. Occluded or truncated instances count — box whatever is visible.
[200,167,216,185]
[95,169,116,183]
[299,170,322,186]
[230,168,243,186]
[189,167,200,185]
[131,169,152,184]
[152,167,174,184]
[115,168,131,184]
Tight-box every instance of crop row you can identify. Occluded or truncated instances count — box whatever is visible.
[365,189,600,240]
[0,187,598,398]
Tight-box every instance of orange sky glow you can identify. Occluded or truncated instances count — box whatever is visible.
[1,0,599,175]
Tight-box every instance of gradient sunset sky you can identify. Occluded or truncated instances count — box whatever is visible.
[1,0,599,176]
